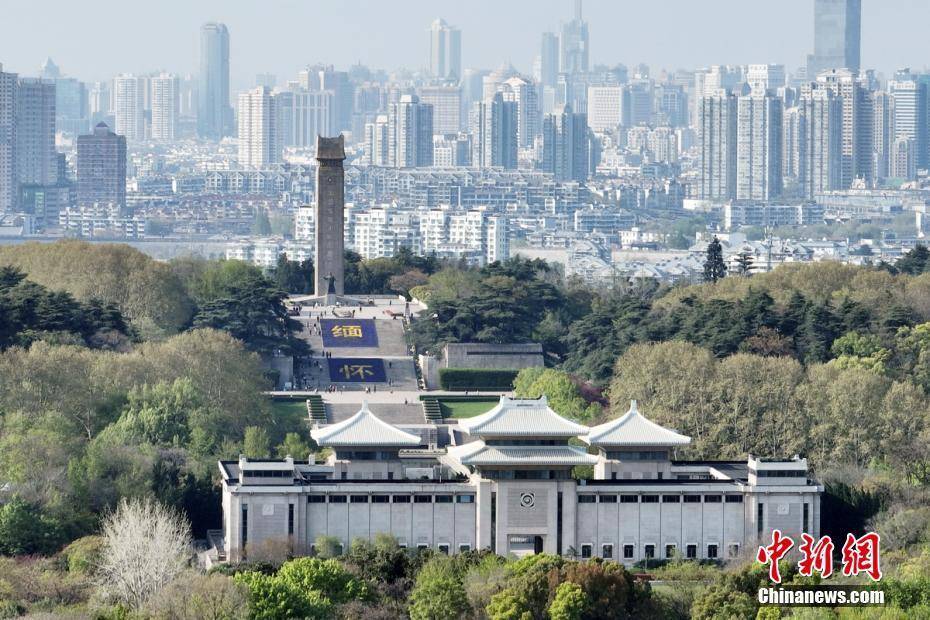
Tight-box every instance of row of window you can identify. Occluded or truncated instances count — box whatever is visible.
[604,450,669,461]
[750,469,807,478]
[577,494,744,504]
[579,542,740,560]
[308,494,475,504]
[243,470,293,478]
[311,542,472,555]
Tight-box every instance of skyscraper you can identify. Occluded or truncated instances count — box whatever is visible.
[807,0,862,77]
[586,86,622,133]
[14,78,57,190]
[500,76,539,148]
[199,22,232,140]
[150,73,178,141]
[799,87,843,197]
[0,65,16,211]
[542,103,589,182]
[471,92,517,169]
[237,87,281,169]
[388,95,434,168]
[113,74,144,141]
[428,18,462,81]
[560,0,589,76]
[76,122,126,208]
[736,91,783,201]
[365,114,390,166]
[810,69,873,188]
[888,69,929,170]
[697,91,738,200]
[539,32,560,88]
[318,67,353,133]
[418,85,462,134]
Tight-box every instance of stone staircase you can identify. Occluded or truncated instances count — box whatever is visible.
[306,395,327,423]
[421,396,443,423]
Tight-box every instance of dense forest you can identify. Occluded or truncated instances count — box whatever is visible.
[2,239,930,617]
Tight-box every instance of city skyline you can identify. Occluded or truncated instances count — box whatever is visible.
[3,0,930,90]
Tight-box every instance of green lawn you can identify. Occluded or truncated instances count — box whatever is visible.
[439,399,498,418]
[269,399,310,442]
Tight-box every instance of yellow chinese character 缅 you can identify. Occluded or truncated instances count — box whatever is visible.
[339,364,374,380]
[331,324,364,338]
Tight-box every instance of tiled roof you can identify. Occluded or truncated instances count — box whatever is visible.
[583,401,691,447]
[310,402,421,447]
[457,396,589,437]
[447,442,599,466]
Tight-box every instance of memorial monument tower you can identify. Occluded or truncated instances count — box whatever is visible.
[314,135,346,297]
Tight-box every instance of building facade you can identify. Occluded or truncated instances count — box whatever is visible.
[199,22,232,140]
[219,397,822,565]
[238,86,281,169]
[76,122,126,208]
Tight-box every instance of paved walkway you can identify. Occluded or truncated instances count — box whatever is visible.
[267,390,511,403]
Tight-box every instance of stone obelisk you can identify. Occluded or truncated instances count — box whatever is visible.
[314,135,346,297]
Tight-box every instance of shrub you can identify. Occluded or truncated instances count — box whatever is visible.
[438,368,518,391]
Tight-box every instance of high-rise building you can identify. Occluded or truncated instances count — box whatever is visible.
[275,89,335,148]
[319,67,353,132]
[810,69,873,188]
[542,103,589,183]
[622,80,654,127]
[560,0,589,76]
[471,92,517,169]
[872,91,893,179]
[0,65,16,211]
[365,114,390,166]
[888,69,929,170]
[500,76,539,148]
[890,135,917,180]
[539,32,560,88]
[736,91,783,201]
[150,73,178,141]
[807,0,861,77]
[746,64,786,92]
[113,74,144,141]
[388,95,434,168]
[237,87,281,168]
[428,18,462,81]
[76,122,126,208]
[654,83,689,128]
[799,87,843,197]
[697,91,738,200]
[14,78,57,190]
[199,22,232,140]
[586,86,622,133]
[418,85,461,134]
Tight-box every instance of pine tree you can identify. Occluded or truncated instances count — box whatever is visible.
[703,237,727,283]
[734,251,754,277]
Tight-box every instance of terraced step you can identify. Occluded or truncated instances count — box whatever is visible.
[306,395,327,423]
[421,396,443,422]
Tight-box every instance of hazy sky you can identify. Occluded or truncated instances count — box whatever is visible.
[2,0,929,90]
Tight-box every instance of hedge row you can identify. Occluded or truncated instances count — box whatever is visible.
[438,368,518,390]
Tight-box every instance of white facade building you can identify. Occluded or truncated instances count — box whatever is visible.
[586,86,622,133]
[150,73,178,141]
[113,74,144,141]
[219,397,822,564]
[238,86,282,169]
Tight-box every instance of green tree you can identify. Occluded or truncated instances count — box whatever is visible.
[277,557,368,604]
[243,427,271,458]
[548,582,590,620]
[734,251,754,277]
[409,556,470,620]
[703,237,727,283]
[276,432,311,460]
[513,368,600,423]
[0,497,65,555]
[115,378,204,446]
[273,254,313,295]
[234,571,332,620]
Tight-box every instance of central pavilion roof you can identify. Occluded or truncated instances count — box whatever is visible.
[310,402,421,447]
[447,442,598,467]
[457,396,589,437]
[583,400,691,447]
